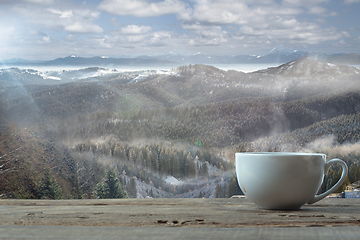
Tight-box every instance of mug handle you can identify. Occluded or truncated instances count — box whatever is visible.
[308,158,348,204]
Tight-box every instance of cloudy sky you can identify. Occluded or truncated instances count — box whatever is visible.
[0,0,359,60]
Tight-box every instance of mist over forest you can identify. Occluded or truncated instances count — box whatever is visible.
[1,57,360,199]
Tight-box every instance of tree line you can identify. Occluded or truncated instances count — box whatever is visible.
[50,91,360,151]
[73,139,231,180]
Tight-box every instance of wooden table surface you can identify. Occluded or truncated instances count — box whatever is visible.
[0,198,359,239]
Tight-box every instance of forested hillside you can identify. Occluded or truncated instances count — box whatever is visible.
[1,59,360,199]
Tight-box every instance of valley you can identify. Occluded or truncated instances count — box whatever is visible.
[1,58,360,199]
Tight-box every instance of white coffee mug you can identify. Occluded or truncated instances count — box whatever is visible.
[235,152,348,210]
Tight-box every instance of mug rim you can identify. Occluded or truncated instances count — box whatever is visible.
[235,152,325,156]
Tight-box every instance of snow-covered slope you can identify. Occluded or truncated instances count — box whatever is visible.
[253,46,308,63]
[0,67,182,87]
[254,58,360,79]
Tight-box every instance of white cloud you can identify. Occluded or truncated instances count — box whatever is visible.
[121,25,152,35]
[65,22,104,34]
[308,6,327,14]
[282,0,328,6]
[149,31,171,46]
[98,0,187,17]
[95,27,172,49]
[182,24,228,46]
[333,40,349,46]
[4,26,15,33]
[1,0,357,59]
[307,6,336,16]
[125,35,147,43]
[13,5,103,34]
[0,26,16,49]
[110,17,121,27]
[25,0,53,4]
[188,1,248,24]
[238,21,341,45]
[175,0,343,50]
[74,9,101,19]
[98,0,144,15]
[48,8,73,18]
[65,34,76,41]
[92,36,113,48]
[0,0,53,5]
[181,0,303,26]
[42,36,51,43]
[282,0,337,16]
[344,0,360,4]
[342,31,351,37]
[37,36,51,43]
[185,1,247,24]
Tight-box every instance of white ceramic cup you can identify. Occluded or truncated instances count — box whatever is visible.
[235,152,348,210]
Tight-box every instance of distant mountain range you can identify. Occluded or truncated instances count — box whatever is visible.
[1,47,360,68]
[1,57,359,89]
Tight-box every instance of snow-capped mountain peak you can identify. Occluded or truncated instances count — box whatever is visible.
[254,57,360,78]
[268,46,298,55]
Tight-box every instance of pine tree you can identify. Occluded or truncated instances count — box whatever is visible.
[160,149,170,175]
[38,169,62,200]
[137,150,143,167]
[171,153,179,178]
[339,176,351,193]
[113,144,121,158]
[227,177,238,198]
[215,183,221,198]
[150,148,159,173]
[96,170,127,199]
[128,148,137,163]
[184,152,196,178]
[349,162,360,183]
[189,155,196,178]
[199,162,209,178]
[127,177,137,198]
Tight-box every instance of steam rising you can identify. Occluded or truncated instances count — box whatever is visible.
[305,135,360,156]
[251,134,360,158]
